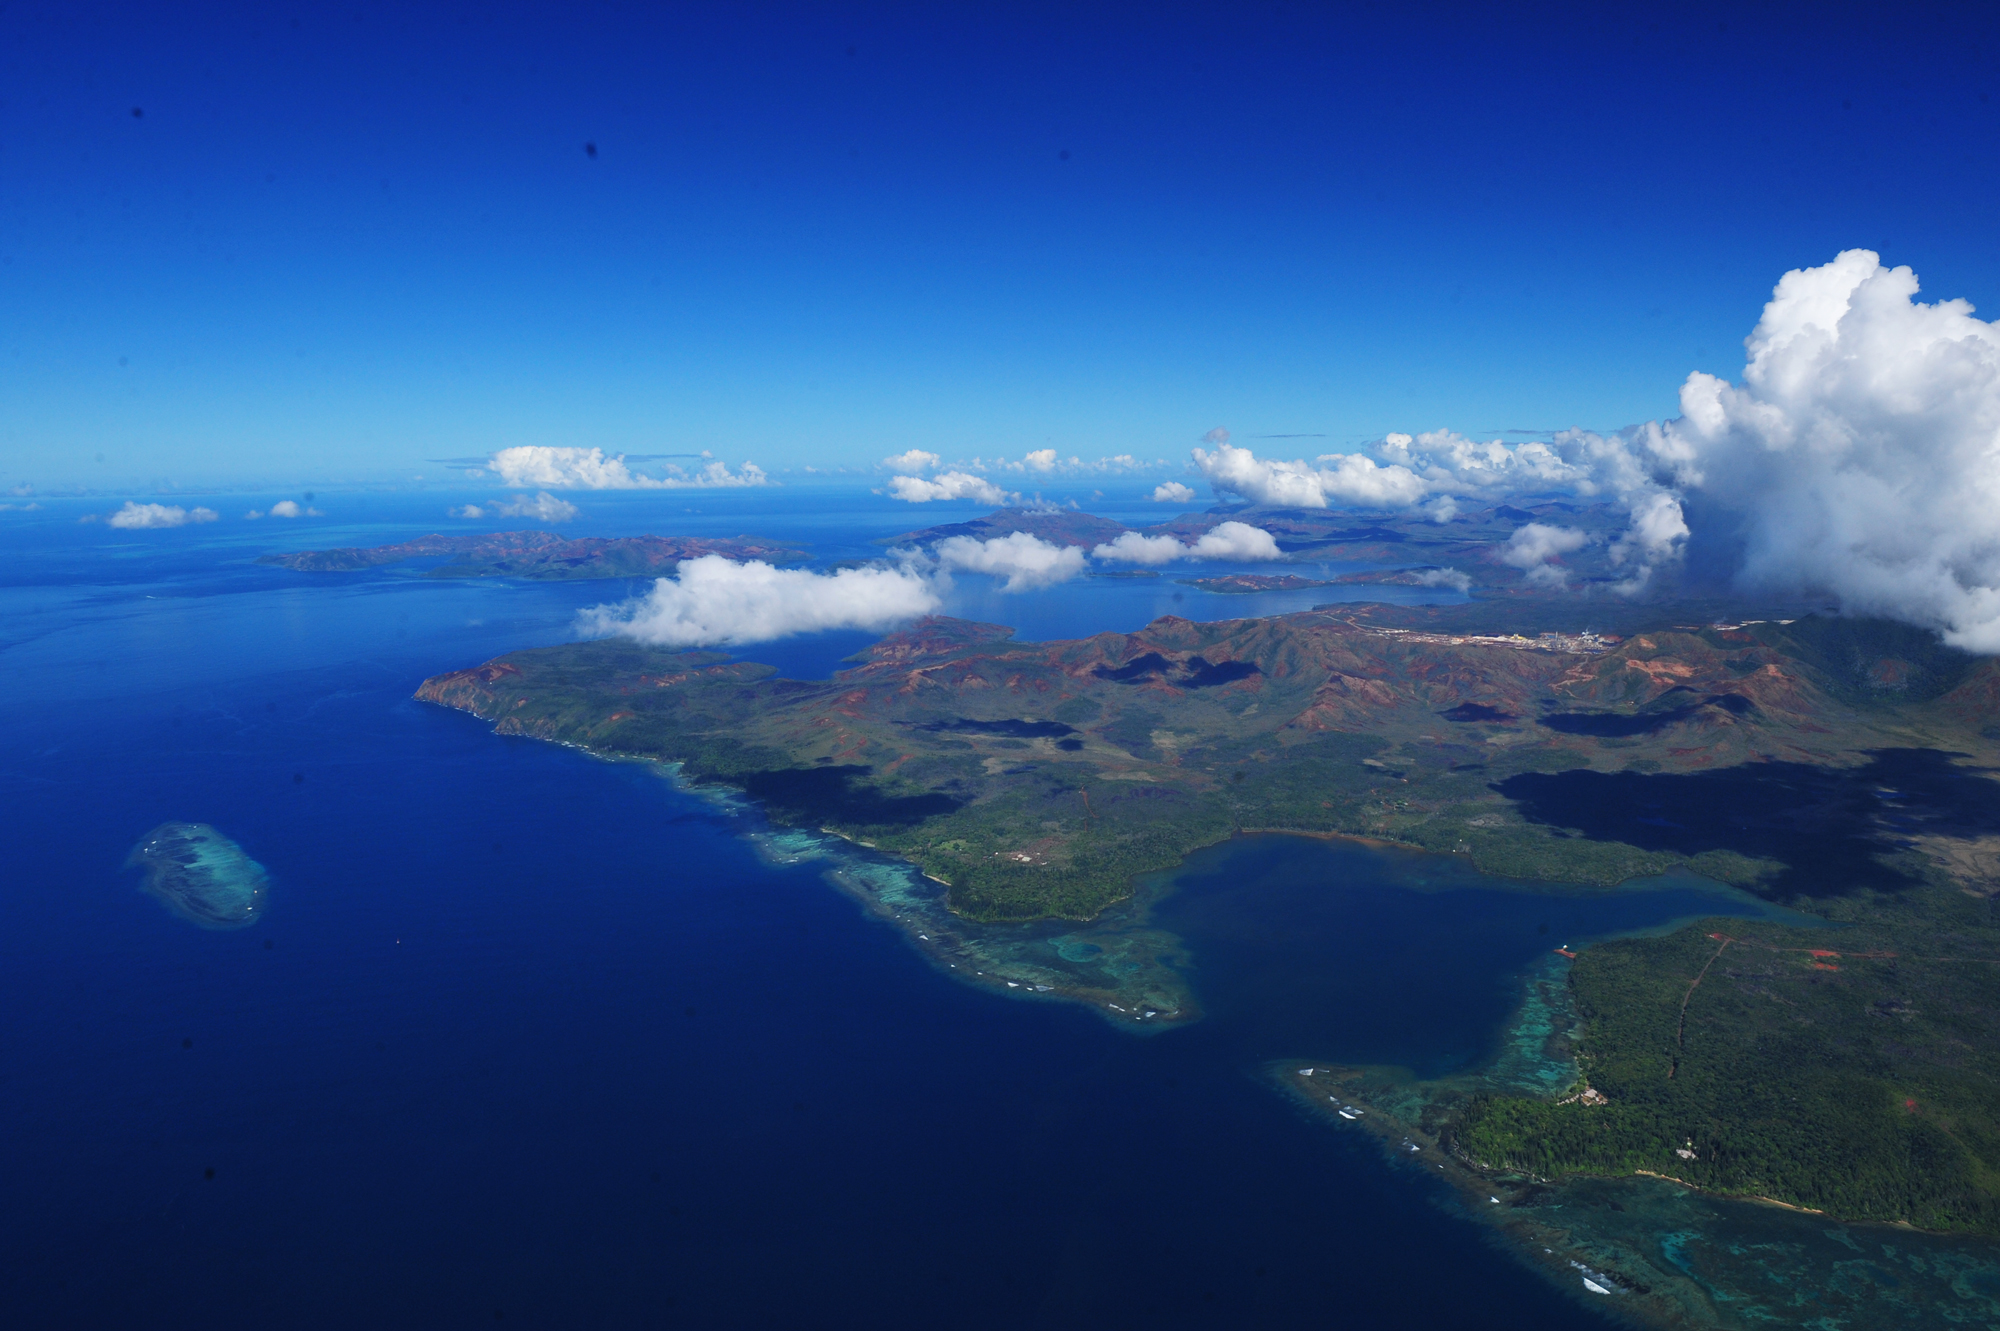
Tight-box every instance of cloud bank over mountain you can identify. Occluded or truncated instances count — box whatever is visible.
[1653,252,2000,650]
[1092,521,1281,565]
[1192,251,2000,646]
[578,252,2000,649]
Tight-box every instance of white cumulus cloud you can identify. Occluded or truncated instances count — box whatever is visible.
[1183,416,1694,592]
[887,471,1019,504]
[1092,521,1281,565]
[494,491,580,521]
[1606,492,1688,592]
[245,499,322,519]
[1377,430,1601,496]
[487,446,768,490]
[1192,442,1429,509]
[579,556,939,648]
[933,531,1087,590]
[451,504,487,519]
[1190,521,1284,561]
[1412,567,1474,592]
[663,459,768,488]
[882,449,940,474]
[1500,523,1590,587]
[490,446,647,488]
[105,502,219,529]
[556,250,2000,649]
[1310,451,1434,507]
[1642,250,2000,649]
[1178,253,2000,624]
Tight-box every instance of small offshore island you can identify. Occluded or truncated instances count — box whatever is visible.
[417,566,2000,1322]
[127,822,269,929]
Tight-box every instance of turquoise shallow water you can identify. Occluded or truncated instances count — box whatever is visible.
[2,490,1992,1329]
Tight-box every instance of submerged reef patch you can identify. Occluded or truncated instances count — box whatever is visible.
[127,822,269,929]
[642,759,1195,1028]
[756,826,1195,1029]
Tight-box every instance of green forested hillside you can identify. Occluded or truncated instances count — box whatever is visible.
[1450,893,2000,1234]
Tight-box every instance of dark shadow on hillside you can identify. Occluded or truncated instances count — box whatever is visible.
[739,766,961,829]
[1440,703,1516,723]
[1182,656,1260,687]
[1494,748,2000,899]
[1094,652,1172,683]
[1539,692,1755,737]
[1093,653,1261,688]
[919,719,1076,738]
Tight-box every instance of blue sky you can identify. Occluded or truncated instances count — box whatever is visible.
[6,1,1999,491]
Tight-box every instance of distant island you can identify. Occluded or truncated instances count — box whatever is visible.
[885,500,1654,596]
[259,530,804,580]
[1143,500,1622,580]
[884,505,1132,550]
[415,603,2000,916]
[1175,573,1336,594]
[418,599,2000,1239]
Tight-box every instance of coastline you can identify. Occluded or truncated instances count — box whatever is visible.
[1274,959,2000,1329]
[418,689,1781,1039]
[423,682,2000,1324]
[754,823,1200,1031]
[436,703,1203,1030]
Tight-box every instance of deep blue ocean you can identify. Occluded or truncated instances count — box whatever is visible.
[1,489,1790,1328]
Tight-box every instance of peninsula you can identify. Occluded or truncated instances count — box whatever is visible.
[417,601,2000,1238]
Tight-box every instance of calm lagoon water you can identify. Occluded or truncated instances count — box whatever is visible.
[2,492,1786,1327]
